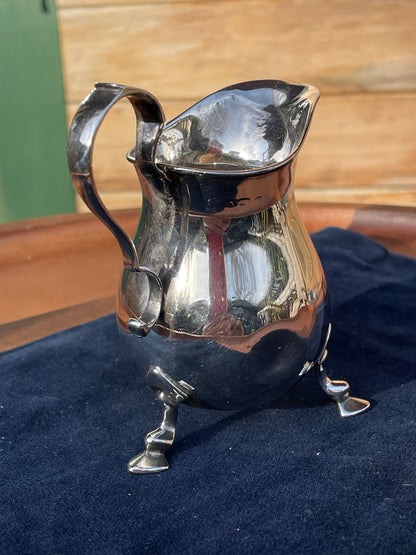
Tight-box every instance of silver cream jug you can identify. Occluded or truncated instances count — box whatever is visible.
[67,80,370,473]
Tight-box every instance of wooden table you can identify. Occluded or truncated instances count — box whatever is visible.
[1,203,415,352]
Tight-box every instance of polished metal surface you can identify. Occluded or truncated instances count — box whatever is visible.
[311,324,370,417]
[128,365,194,474]
[155,80,319,174]
[118,194,328,410]
[68,79,370,474]
[67,83,165,334]
[317,364,371,417]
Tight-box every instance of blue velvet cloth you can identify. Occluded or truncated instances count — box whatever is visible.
[1,228,416,554]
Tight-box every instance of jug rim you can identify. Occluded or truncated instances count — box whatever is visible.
[153,79,320,176]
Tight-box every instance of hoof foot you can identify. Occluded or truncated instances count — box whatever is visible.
[316,354,371,419]
[128,451,169,474]
[337,396,371,418]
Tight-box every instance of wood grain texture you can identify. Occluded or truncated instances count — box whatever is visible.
[0,211,138,326]
[66,93,416,206]
[57,0,210,6]
[58,0,416,104]
[296,186,416,207]
[0,296,115,352]
[58,0,416,208]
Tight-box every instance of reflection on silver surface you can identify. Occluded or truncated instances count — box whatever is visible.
[155,81,318,172]
[150,198,324,337]
[118,80,327,408]
[68,79,370,473]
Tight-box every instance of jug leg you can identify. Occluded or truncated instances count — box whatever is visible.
[313,324,370,417]
[128,365,194,474]
[316,362,370,417]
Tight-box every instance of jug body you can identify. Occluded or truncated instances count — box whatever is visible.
[67,79,370,473]
[118,162,328,410]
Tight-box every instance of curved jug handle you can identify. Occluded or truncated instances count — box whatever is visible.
[67,82,165,335]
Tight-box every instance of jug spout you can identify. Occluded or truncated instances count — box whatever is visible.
[130,80,320,218]
[155,80,320,173]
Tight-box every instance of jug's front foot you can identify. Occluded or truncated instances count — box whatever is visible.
[128,365,194,474]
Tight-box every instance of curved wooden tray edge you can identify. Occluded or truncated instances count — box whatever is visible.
[298,202,416,258]
[1,203,415,351]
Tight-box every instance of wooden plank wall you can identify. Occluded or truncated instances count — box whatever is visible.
[57,0,416,210]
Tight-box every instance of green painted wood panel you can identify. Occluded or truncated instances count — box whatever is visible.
[0,0,75,223]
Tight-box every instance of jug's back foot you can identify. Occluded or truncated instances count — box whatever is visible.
[316,363,370,417]
[128,365,194,474]
[312,323,370,417]
[128,450,169,474]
